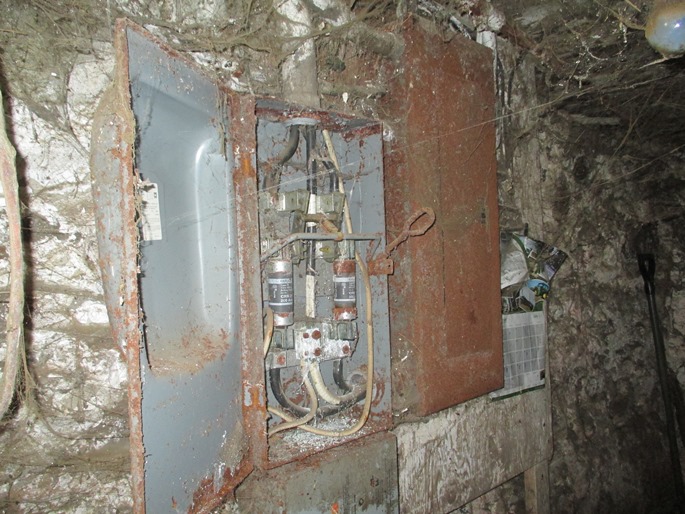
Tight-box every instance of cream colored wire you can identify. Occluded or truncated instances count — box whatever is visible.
[263,269,321,434]
[310,363,343,405]
[267,253,374,437]
[268,361,319,435]
[263,306,275,357]
[265,129,375,438]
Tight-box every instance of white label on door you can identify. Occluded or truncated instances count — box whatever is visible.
[139,181,163,241]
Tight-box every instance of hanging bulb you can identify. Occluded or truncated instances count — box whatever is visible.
[645,2,685,56]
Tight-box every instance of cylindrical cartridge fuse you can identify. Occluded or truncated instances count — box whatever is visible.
[333,259,357,321]
[268,259,294,327]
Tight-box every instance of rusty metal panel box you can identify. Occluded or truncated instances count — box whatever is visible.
[383,24,503,417]
[91,20,394,513]
[90,22,255,513]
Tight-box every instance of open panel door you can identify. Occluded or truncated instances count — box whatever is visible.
[90,20,254,513]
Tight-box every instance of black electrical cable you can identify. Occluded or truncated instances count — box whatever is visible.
[262,125,300,192]
[327,154,353,393]
[333,359,352,393]
[638,253,685,513]
[322,160,337,194]
[304,126,317,195]
[269,367,308,416]
[278,125,301,165]
[269,367,365,418]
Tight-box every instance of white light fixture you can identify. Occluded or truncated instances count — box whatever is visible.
[646,2,685,56]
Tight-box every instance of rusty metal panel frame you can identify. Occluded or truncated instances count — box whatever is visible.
[231,94,269,472]
[90,21,145,511]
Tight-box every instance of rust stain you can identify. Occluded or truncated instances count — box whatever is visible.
[371,376,386,408]
[333,306,357,322]
[86,18,149,514]
[238,153,254,180]
[255,103,382,139]
[145,322,230,376]
[333,259,355,274]
[232,93,270,472]
[188,455,253,514]
[280,372,306,405]
[367,257,394,276]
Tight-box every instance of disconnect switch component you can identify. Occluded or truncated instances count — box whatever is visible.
[268,259,295,327]
[277,189,310,213]
[333,259,357,321]
[292,321,358,361]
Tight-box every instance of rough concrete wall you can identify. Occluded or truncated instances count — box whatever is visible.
[544,144,683,513]
[543,170,679,513]
[662,221,685,389]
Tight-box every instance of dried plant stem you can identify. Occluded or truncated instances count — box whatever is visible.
[624,0,641,13]
[0,88,25,420]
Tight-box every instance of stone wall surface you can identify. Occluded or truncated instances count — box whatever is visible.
[0,46,132,511]
[0,2,684,513]
[494,38,685,512]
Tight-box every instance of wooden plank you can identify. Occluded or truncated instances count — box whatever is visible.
[394,388,552,513]
[524,461,551,514]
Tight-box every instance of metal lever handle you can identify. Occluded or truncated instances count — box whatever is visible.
[382,208,436,259]
[368,208,437,275]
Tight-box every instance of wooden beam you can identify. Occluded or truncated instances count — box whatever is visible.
[525,461,551,514]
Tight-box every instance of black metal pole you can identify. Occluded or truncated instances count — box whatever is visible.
[638,253,685,512]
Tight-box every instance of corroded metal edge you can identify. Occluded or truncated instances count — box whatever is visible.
[91,19,262,513]
[231,94,270,472]
[89,18,144,514]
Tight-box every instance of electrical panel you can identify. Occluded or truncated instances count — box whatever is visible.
[91,20,396,513]
[255,101,393,467]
